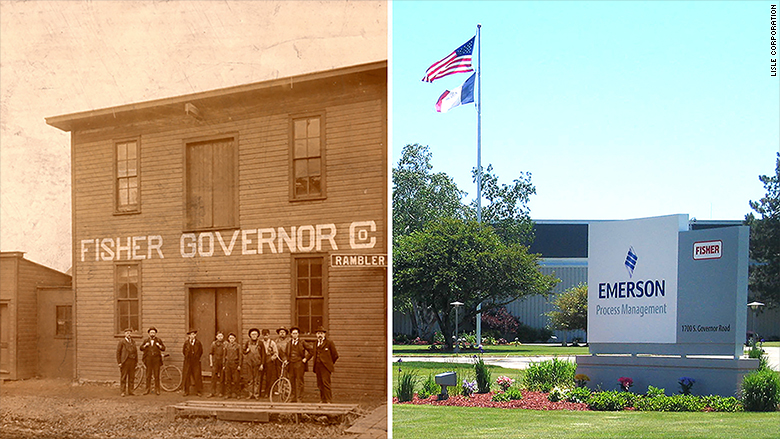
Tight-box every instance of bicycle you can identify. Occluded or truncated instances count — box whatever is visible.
[269,360,292,403]
[134,353,183,392]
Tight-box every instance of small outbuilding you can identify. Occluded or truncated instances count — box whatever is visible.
[1,252,73,380]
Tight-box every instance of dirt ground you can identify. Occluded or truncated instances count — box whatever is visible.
[0,378,385,439]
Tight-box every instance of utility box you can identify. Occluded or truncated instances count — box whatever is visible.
[435,371,457,400]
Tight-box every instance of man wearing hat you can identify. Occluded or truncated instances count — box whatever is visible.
[116,328,138,397]
[181,329,203,396]
[287,326,310,402]
[260,329,279,398]
[140,327,166,395]
[312,326,338,403]
[275,327,290,382]
[243,328,265,399]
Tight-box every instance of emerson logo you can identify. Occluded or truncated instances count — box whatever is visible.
[624,246,638,278]
[597,245,666,300]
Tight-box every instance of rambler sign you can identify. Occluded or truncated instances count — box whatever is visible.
[79,220,379,261]
[330,254,387,268]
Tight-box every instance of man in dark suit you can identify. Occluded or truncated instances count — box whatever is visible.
[182,329,204,396]
[116,328,138,397]
[312,326,338,403]
[287,326,311,402]
[139,326,166,395]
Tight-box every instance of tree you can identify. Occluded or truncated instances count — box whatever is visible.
[394,218,559,350]
[393,143,467,238]
[546,283,588,345]
[469,164,535,245]
[745,152,780,308]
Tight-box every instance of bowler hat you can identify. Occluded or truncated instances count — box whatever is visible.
[314,326,327,333]
[289,326,301,333]
[276,327,288,334]
[262,328,270,335]
[248,328,260,336]
[123,328,134,333]
[147,327,157,333]
[187,328,198,334]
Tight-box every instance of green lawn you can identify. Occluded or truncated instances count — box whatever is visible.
[393,405,780,439]
[393,344,588,356]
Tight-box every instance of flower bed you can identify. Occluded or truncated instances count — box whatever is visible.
[393,390,589,411]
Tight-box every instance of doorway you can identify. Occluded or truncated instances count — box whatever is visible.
[188,287,239,374]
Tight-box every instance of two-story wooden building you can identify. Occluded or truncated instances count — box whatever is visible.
[46,61,387,398]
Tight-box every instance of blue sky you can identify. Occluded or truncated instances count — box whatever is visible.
[392,1,780,221]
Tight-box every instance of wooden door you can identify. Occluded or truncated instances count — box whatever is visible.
[0,303,9,375]
[189,288,238,374]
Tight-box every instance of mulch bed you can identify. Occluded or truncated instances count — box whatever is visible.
[393,390,589,411]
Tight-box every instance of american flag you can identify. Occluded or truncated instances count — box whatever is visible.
[421,37,475,83]
[625,247,638,278]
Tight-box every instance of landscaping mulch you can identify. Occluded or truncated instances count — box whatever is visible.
[393,391,589,411]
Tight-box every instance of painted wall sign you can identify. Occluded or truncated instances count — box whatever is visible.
[588,215,687,344]
[330,254,387,268]
[693,240,722,260]
[79,220,379,261]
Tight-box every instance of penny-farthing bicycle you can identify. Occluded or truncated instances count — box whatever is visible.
[269,361,292,402]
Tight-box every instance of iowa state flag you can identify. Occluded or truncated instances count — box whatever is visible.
[435,73,475,113]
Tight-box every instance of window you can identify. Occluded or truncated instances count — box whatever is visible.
[292,116,324,199]
[116,264,140,333]
[185,137,237,230]
[55,305,72,337]
[294,257,325,334]
[115,139,139,212]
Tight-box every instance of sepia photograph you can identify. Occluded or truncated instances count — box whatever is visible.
[1,1,387,438]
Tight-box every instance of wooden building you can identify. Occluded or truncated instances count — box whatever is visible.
[46,61,387,397]
[1,252,73,380]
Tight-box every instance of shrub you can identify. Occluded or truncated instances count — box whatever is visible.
[678,377,695,395]
[635,394,705,412]
[396,370,417,402]
[515,323,553,342]
[496,375,515,392]
[587,391,630,411]
[462,379,477,397]
[574,374,590,388]
[417,374,439,400]
[704,395,744,412]
[548,386,570,402]
[474,357,492,393]
[747,339,769,370]
[505,387,524,400]
[566,386,592,403]
[741,367,780,412]
[646,385,665,398]
[481,306,521,340]
[491,392,511,402]
[522,358,576,391]
[617,376,633,392]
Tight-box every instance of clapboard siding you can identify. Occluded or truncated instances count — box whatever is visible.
[0,253,71,379]
[66,64,387,397]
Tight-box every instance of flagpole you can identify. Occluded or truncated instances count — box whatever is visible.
[475,23,483,348]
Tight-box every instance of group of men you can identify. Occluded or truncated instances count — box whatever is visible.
[116,325,339,403]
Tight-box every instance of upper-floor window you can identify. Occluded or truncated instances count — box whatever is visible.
[116,139,139,212]
[292,116,324,200]
[185,137,238,230]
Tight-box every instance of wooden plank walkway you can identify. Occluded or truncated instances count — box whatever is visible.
[167,400,359,423]
[345,404,387,439]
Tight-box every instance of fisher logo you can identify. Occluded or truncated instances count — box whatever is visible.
[693,240,722,260]
[625,246,638,278]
